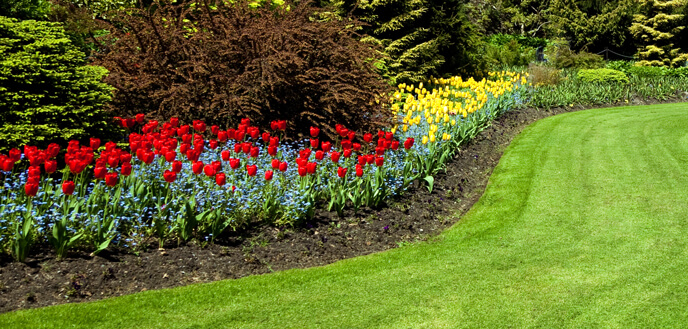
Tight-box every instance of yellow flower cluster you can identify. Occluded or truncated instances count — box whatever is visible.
[392,71,525,145]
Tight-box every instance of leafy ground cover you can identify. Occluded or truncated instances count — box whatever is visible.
[2,102,687,327]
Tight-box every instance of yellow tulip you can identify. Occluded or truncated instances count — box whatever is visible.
[422,136,428,144]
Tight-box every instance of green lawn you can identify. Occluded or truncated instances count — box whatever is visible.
[3,103,688,328]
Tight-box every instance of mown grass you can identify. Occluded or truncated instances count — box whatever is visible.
[3,103,688,328]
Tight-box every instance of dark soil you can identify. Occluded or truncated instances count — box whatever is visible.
[1,98,684,313]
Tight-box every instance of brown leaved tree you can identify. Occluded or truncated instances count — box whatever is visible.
[92,0,393,138]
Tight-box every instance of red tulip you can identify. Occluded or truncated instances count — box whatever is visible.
[377,138,385,148]
[338,127,349,138]
[235,130,245,141]
[337,167,347,178]
[163,170,177,183]
[391,140,400,150]
[241,118,251,125]
[366,154,375,165]
[363,133,373,143]
[315,150,324,161]
[279,161,288,172]
[341,140,352,150]
[306,162,317,174]
[172,160,182,173]
[125,118,135,128]
[229,158,241,169]
[170,117,179,127]
[90,138,101,150]
[178,125,190,136]
[1,159,14,172]
[321,141,331,152]
[25,183,39,197]
[246,165,257,176]
[242,143,251,154]
[135,113,145,123]
[356,164,363,177]
[204,164,216,177]
[121,162,132,176]
[209,140,218,150]
[182,134,192,144]
[378,130,384,139]
[212,160,222,173]
[298,166,307,177]
[404,137,414,149]
[270,121,278,130]
[108,156,120,168]
[27,175,40,185]
[8,148,21,162]
[44,160,57,173]
[218,131,228,142]
[358,155,366,166]
[105,172,118,187]
[271,159,280,169]
[299,149,311,159]
[233,143,242,154]
[269,136,279,147]
[211,125,220,136]
[250,146,260,158]
[216,172,226,186]
[353,143,361,151]
[262,132,270,143]
[375,156,384,166]
[348,131,355,141]
[265,170,273,181]
[62,181,75,195]
[193,120,206,132]
[47,143,61,158]
[375,146,385,155]
[268,145,277,156]
[277,120,287,130]
[248,127,259,140]
[310,138,319,149]
[385,132,393,140]
[94,165,107,179]
[192,161,203,175]
[310,126,320,138]
[120,152,132,163]
[331,151,341,163]
[222,150,231,161]
[343,149,352,158]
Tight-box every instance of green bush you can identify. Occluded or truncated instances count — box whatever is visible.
[0,0,52,20]
[484,39,536,68]
[605,60,633,73]
[0,17,116,153]
[577,68,629,84]
[552,48,604,69]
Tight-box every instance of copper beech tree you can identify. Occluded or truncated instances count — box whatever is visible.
[93,0,394,139]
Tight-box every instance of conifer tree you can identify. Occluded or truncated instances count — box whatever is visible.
[630,0,688,67]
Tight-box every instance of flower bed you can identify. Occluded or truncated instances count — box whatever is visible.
[0,72,526,262]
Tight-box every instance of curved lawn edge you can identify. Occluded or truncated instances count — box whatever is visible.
[3,102,688,328]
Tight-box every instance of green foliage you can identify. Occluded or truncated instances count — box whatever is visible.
[486,33,549,48]
[605,60,633,72]
[465,0,551,37]
[0,17,116,152]
[527,73,688,108]
[0,0,53,20]
[577,68,629,83]
[626,65,688,77]
[484,40,535,68]
[547,0,636,51]
[336,0,484,83]
[547,43,604,69]
[630,0,688,67]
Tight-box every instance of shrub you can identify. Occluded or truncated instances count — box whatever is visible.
[93,0,393,139]
[605,60,633,73]
[551,47,604,69]
[484,39,536,68]
[528,63,563,86]
[0,0,52,20]
[577,68,629,84]
[0,17,116,153]
[626,65,667,77]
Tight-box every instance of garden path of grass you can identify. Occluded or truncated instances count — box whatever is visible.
[3,103,688,328]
